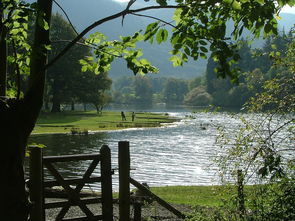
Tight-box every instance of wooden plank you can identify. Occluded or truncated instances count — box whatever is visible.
[100,145,114,221]
[44,187,101,198]
[29,146,44,221]
[44,177,102,188]
[118,141,130,221]
[59,215,103,221]
[75,158,100,192]
[130,178,186,219]
[133,202,142,221]
[44,162,95,219]
[43,153,101,163]
[45,197,102,209]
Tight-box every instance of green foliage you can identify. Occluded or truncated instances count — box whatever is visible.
[80,31,158,75]
[202,33,294,109]
[184,86,212,106]
[76,71,112,113]
[46,13,95,112]
[188,76,205,91]
[133,75,153,107]
[163,78,188,105]
[186,177,295,221]
[207,31,295,221]
[112,76,189,106]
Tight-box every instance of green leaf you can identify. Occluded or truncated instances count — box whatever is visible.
[170,55,183,67]
[200,46,208,53]
[156,29,168,44]
[173,8,183,25]
[184,47,191,56]
[232,1,241,10]
[81,65,88,72]
[145,22,158,34]
[199,40,207,46]
[156,0,167,6]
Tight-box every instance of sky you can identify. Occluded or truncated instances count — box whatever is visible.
[111,0,295,15]
[281,5,295,14]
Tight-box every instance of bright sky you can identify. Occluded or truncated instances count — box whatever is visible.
[281,5,295,14]
[112,0,295,14]
[112,0,130,3]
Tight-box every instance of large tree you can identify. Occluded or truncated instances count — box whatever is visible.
[76,71,112,113]
[47,13,93,112]
[0,0,293,220]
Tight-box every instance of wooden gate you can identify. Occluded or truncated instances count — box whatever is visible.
[28,145,113,221]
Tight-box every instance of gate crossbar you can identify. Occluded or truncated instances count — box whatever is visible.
[29,145,113,221]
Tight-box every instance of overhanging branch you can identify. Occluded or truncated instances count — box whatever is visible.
[46,5,182,69]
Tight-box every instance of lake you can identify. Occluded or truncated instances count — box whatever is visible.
[28,111,243,190]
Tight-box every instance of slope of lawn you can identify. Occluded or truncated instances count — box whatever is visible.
[32,111,178,134]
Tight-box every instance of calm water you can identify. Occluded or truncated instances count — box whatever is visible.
[28,112,241,190]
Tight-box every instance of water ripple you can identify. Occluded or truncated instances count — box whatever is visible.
[29,112,243,190]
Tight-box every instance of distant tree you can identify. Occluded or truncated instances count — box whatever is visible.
[163,78,188,105]
[113,76,132,92]
[150,77,167,94]
[133,75,153,107]
[184,86,212,106]
[76,71,112,113]
[188,75,205,91]
[205,56,218,94]
[236,40,254,74]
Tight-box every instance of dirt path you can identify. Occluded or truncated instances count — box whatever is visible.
[44,199,192,221]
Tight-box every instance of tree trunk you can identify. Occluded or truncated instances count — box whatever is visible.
[71,100,75,111]
[51,78,61,112]
[0,1,53,220]
[0,11,7,96]
[51,94,61,112]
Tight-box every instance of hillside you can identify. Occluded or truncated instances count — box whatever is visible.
[52,0,295,79]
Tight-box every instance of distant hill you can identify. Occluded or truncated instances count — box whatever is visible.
[53,0,295,79]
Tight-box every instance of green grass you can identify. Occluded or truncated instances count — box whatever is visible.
[149,185,262,207]
[33,111,177,134]
[150,186,228,207]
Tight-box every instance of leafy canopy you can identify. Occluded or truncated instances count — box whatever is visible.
[79,0,295,82]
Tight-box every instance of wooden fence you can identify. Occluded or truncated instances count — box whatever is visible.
[118,141,186,221]
[28,145,113,221]
[28,141,185,221]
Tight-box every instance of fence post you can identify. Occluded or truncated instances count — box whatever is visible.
[118,141,130,221]
[100,145,114,221]
[237,169,245,218]
[133,202,142,221]
[29,145,44,221]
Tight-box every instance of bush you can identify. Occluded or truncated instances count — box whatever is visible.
[184,86,213,106]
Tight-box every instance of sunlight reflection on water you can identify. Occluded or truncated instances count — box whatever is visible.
[29,112,242,190]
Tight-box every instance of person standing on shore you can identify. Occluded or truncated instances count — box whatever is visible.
[121,111,126,121]
[131,112,136,122]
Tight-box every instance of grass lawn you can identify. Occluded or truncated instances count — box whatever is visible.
[32,111,177,134]
[150,185,228,207]
[150,185,261,207]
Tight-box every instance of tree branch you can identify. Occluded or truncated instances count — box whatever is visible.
[131,12,177,29]
[46,5,182,69]
[51,40,123,58]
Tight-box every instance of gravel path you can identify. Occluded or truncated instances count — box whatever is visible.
[44,198,192,221]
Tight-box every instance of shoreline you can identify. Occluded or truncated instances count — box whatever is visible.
[31,112,182,135]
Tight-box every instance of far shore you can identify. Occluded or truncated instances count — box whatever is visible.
[32,111,180,135]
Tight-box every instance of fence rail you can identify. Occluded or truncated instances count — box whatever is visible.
[28,145,113,221]
[29,141,186,221]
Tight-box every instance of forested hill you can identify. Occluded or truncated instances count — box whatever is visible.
[53,0,295,79]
